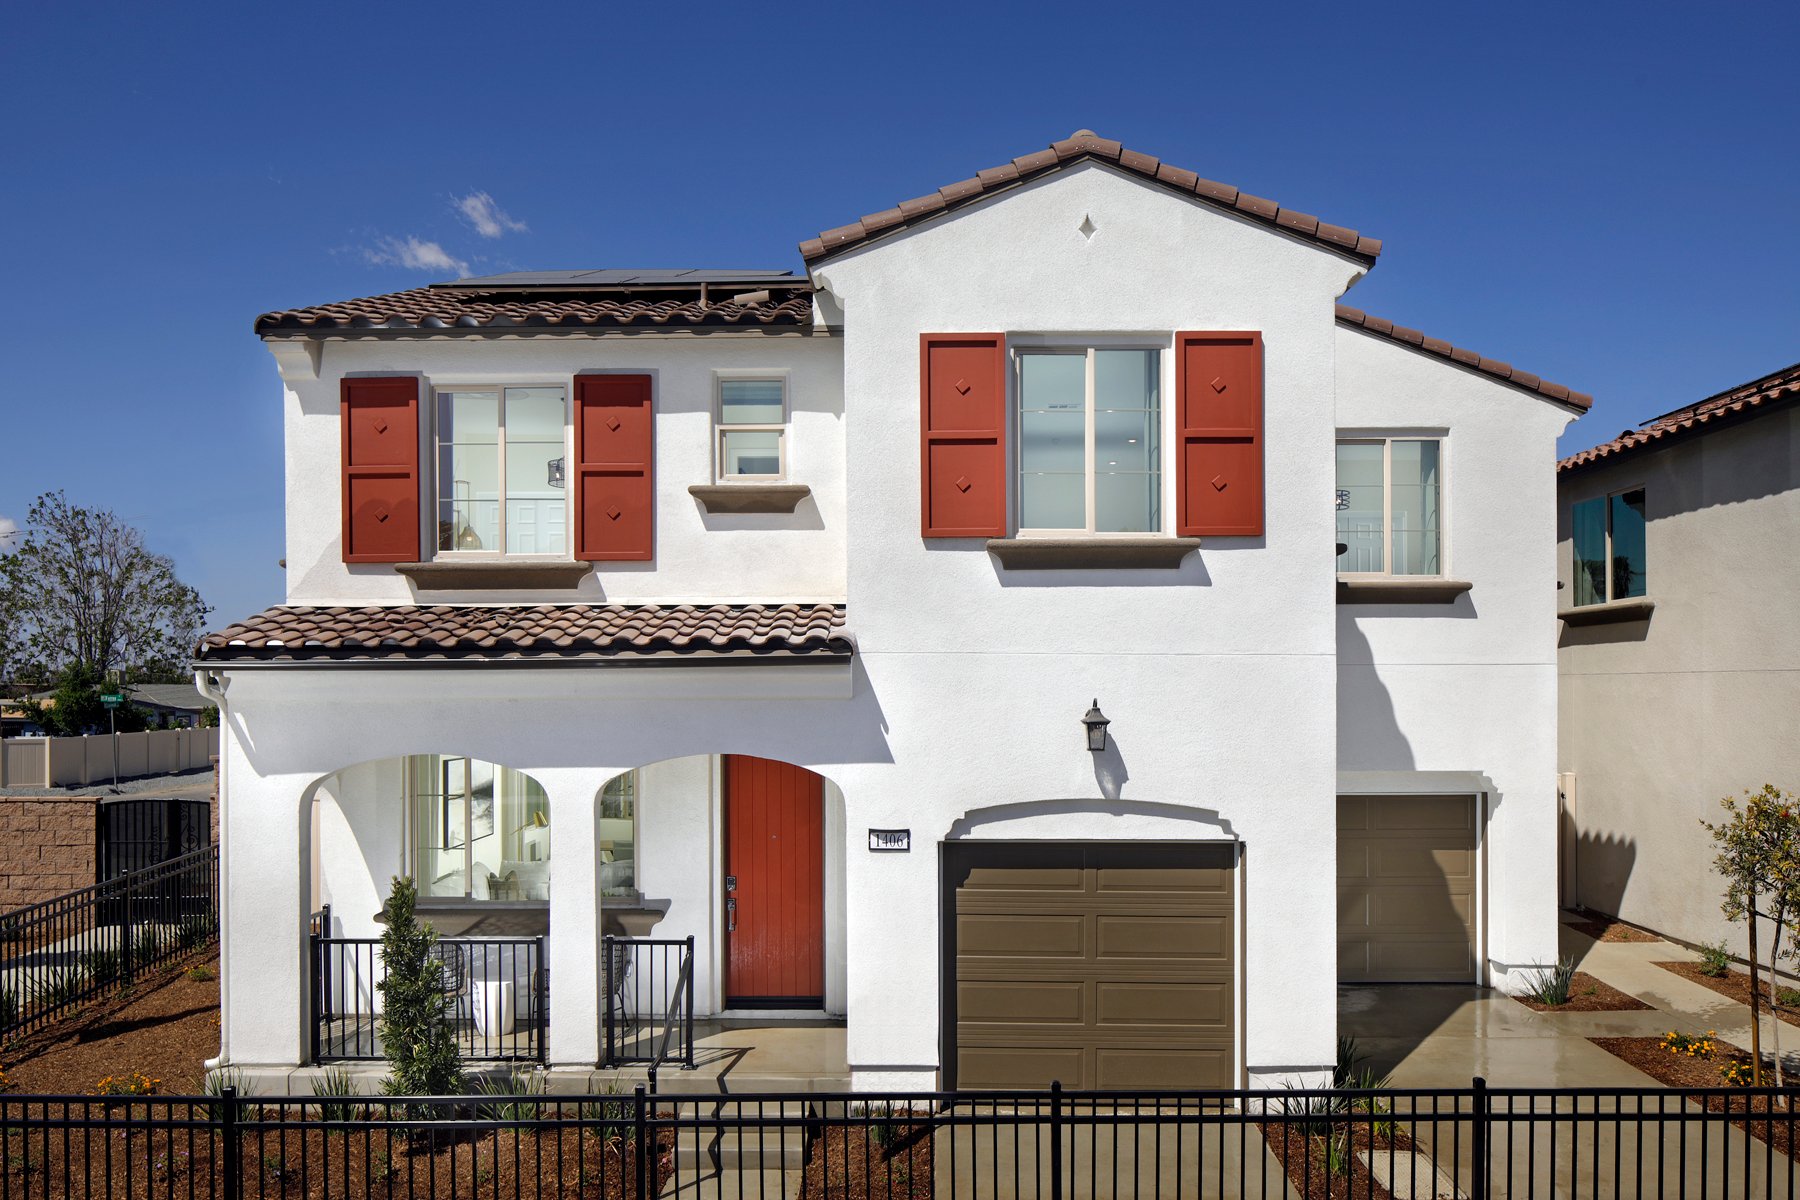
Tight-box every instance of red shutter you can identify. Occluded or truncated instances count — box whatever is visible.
[920,334,1007,538]
[1176,332,1264,537]
[573,374,655,561]
[340,377,421,563]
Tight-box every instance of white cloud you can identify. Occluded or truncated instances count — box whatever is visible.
[364,236,469,277]
[0,515,19,553]
[455,192,528,239]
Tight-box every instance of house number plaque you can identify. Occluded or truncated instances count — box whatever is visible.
[868,828,911,852]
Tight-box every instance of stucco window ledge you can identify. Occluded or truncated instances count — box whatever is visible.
[1336,578,1474,604]
[1558,597,1655,626]
[687,483,812,514]
[396,560,592,590]
[986,537,1201,570]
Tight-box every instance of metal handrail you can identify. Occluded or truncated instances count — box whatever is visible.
[646,939,695,1092]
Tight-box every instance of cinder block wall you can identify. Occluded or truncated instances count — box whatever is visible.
[0,797,98,910]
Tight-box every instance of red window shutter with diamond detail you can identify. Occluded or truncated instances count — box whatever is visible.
[1176,332,1264,537]
[574,374,655,561]
[340,377,421,563]
[920,334,1006,537]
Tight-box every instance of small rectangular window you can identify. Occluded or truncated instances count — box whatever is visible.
[1572,487,1647,605]
[717,378,787,480]
[1017,347,1162,534]
[1336,437,1444,577]
[434,385,568,557]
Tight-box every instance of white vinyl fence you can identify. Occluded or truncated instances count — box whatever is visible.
[0,727,218,788]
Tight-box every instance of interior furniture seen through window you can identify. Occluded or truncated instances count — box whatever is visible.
[1571,488,1646,606]
[435,386,568,556]
[716,378,786,480]
[1336,438,1443,576]
[598,771,637,897]
[408,755,550,901]
[1017,348,1161,534]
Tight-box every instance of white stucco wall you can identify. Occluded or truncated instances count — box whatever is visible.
[1334,326,1577,989]
[814,162,1363,1087]
[277,333,846,604]
[1558,404,1800,957]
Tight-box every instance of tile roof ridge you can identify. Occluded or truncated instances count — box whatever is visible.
[1334,304,1592,411]
[1558,361,1800,472]
[799,129,1380,266]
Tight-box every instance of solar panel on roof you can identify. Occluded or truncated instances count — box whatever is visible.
[444,269,799,288]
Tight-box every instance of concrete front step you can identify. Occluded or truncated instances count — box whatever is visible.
[671,1102,813,1171]
[658,1167,800,1198]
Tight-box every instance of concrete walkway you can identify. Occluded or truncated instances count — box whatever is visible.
[1341,912,1800,1087]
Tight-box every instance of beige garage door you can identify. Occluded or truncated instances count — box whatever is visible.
[1338,795,1478,983]
[946,842,1236,1090]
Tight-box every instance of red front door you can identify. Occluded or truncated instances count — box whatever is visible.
[724,755,824,1006]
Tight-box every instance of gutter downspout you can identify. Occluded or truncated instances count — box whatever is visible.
[194,668,230,1072]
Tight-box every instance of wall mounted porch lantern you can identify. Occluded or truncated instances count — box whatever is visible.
[1081,700,1111,753]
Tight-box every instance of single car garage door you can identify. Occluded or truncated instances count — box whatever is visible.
[1338,795,1478,984]
[945,842,1236,1090]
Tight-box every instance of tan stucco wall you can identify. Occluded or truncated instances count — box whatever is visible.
[1557,401,1800,955]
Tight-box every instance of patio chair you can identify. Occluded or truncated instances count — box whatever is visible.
[429,941,471,1028]
[604,939,634,1054]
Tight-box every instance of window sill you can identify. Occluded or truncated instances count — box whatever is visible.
[986,537,1202,570]
[1558,597,1655,626]
[688,483,812,514]
[1336,578,1474,604]
[396,560,591,590]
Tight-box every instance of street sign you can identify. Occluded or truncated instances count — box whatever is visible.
[100,693,123,707]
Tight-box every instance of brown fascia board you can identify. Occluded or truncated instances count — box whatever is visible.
[1335,305,1593,412]
[798,130,1382,268]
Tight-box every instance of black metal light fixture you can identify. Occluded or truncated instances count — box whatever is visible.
[1081,699,1111,753]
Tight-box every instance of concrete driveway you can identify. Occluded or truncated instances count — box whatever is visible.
[1340,913,1796,1088]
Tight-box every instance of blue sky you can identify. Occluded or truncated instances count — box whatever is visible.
[2,1,1795,626]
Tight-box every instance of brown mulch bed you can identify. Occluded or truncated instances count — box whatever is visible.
[803,1119,932,1199]
[1655,961,1800,1029]
[1567,917,1662,943]
[1590,1036,1796,1159]
[1260,1116,1416,1199]
[2,954,221,1095]
[0,1109,673,1199]
[1515,972,1653,1013]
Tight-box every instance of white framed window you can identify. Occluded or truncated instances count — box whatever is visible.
[1015,346,1162,535]
[405,755,551,902]
[597,771,638,897]
[1571,487,1646,606]
[1336,437,1445,577]
[433,385,569,557]
[715,376,787,481]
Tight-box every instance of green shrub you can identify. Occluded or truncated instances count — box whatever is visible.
[176,915,217,951]
[1523,956,1578,1006]
[1776,986,1800,1009]
[311,1066,361,1123]
[473,1067,546,1121]
[0,986,19,1030]
[204,1066,248,1123]
[79,949,121,986]
[186,965,216,982]
[1698,941,1732,978]
[579,1081,631,1144]
[375,877,464,1101]
[134,927,163,966]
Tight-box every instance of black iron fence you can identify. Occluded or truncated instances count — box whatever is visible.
[0,846,218,1039]
[602,934,695,1073]
[309,935,545,1064]
[97,798,212,884]
[0,1080,1795,1198]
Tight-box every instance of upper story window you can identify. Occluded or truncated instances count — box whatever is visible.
[1571,488,1646,606]
[1336,437,1443,576]
[716,377,787,481]
[1017,348,1162,534]
[434,386,568,557]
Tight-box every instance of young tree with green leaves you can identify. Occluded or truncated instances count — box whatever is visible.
[1702,785,1800,1088]
[376,876,465,1099]
[22,662,151,736]
[0,491,209,688]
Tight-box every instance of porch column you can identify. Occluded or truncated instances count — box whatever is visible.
[540,770,605,1068]
[220,746,311,1067]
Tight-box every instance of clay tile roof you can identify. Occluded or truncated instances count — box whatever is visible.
[1558,359,1800,472]
[1335,304,1593,411]
[255,284,815,337]
[800,129,1382,266]
[196,604,851,666]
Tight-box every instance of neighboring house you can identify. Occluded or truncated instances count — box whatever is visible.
[197,130,1586,1090]
[125,682,212,729]
[1557,360,1800,952]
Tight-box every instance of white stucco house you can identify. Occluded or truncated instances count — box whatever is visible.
[197,130,1588,1093]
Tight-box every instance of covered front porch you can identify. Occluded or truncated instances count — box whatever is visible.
[293,750,849,1085]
